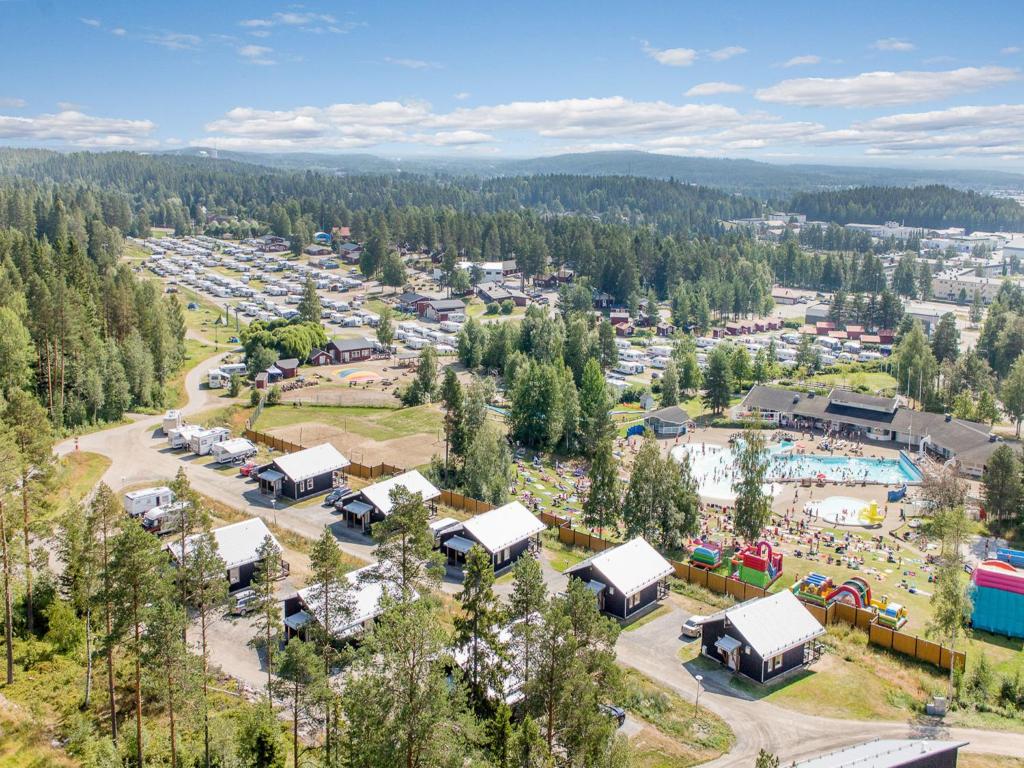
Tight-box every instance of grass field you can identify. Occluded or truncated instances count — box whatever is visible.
[807,368,898,394]
[255,403,443,442]
[43,451,111,522]
[620,669,735,768]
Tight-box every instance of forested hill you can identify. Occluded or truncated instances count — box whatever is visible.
[788,184,1024,232]
[166,147,1024,197]
[0,149,760,235]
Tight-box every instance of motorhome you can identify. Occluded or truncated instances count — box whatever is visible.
[142,501,190,536]
[343,316,364,327]
[211,438,257,465]
[123,486,175,518]
[614,361,645,375]
[167,423,202,449]
[162,409,183,435]
[189,427,231,456]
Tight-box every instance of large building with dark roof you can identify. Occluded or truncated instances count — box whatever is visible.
[734,385,1014,477]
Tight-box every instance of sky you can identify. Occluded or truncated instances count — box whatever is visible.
[1,0,1023,169]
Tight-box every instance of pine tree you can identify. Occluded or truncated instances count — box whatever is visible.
[249,535,284,699]
[376,306,395,349]
[508,555,546,691]
[109,516,170,768]
[275,638,327,768]
[441,367,466,483]
[454,545,505,705]
[143,598,191,768]
[581,436,620,533]
[0,423,18,685]
[370,486,443,597]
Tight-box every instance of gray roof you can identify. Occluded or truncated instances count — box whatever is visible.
[790,739,966,768]
[425,299,465,311]
[644,405,690,425]
[330,337,376,352]
[827,388,897,413]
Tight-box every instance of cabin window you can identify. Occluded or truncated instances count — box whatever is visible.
[627,593,640,610]
[500,547,510,563]
[769,654,783,671]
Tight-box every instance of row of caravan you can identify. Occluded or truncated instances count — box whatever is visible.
[164,422,256,463]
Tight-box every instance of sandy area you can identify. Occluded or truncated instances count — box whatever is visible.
[267,421,443,468]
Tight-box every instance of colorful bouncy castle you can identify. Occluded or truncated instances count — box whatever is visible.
[972,558,1024,638]
[792,573,872,609]
[689,540,722,570]
[732,541,783,589]
[872,596,908,630]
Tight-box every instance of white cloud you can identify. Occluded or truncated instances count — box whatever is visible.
[0,98,26,109]
[0,109,156,147]
[685,82,744,96]
[453,92,471,101]
[239,45,276,65]
[708,46,746,62]
[1002,46,1021,55]
[145,32,201,51]
[781,54,820,68]
[79,18,101,28]
[384,57,441,70]
[273,11,336,25]
[641,41,697,67]
[56,101,83,111]
[240,18,273,28]
[872,37,915,52]
[111,27,127,37]
[249,30,271,38]
[756,66,1019,107]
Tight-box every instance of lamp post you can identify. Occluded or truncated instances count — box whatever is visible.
[694,674,704,716]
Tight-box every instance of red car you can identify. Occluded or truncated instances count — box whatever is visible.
[239,461,257,477]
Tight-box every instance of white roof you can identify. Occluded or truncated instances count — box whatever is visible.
[298,565,414,640]
[272,443,350,482]
[428,517,460,534]
[567,537,673,596]
[360,470,439,515]
[461,501,546,554]
[212,438,255,453]
[723,590,825,658]
[168,518,280,570]
[791,740,967,768]
[124,486,172,500]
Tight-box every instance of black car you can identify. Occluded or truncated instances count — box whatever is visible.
[324,488,346,506]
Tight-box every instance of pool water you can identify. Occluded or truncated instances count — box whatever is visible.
[766,444,922,484]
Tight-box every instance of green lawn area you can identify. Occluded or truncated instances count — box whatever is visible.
[255,403,443,443]
[44,451,111,521]
[808,367,898,394]
[540,529,591,572]
[620,669,735,768]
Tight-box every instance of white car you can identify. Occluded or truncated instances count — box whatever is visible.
[681,615,706,638]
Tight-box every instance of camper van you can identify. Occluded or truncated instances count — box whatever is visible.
[167,424,202,449]
[189,427,231,456]
[123,487,175,518]
[162,410,183,435]
[210,438,257,465]
[614,361,645,376]
[141,501,190,536]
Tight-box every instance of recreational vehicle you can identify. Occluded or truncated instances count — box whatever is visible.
[162,410,183,435]
[167,424,202,449]
[141,501,190,536]
[211,438,257,465]
[123,486,175,518]
[189,427,231,456]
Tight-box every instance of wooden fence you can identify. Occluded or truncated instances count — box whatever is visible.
[346,462,404,480]
[541,517,966,672]
[440,489,495,515]
[243,429,304,455]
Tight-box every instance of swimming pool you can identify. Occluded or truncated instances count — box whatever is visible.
[765,446,922,484]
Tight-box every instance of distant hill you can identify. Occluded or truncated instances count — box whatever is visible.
[169,147,1024,197]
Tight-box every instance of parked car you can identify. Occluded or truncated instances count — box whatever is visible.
[231,589,257,616]
[324,488,347,506]
[239,461,257,477]
[599,704,626,728]
[681,615,706,638]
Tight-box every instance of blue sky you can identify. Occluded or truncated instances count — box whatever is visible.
[1,0,1023,168]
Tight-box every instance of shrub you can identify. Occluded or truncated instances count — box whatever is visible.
[485,302,499,315]
[266,385,282,405]
[249,388,262,408]
[500,299,514,315]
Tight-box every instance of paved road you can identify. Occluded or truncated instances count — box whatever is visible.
[55,344,1024,765]
[616,602,1024,766]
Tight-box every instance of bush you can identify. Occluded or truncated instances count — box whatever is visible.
[998,672,1022,710]
[619,384,647,404]
[266,385,282,406]
[500,299,514,315]
[249,388,262,408]
[964,652,994,706]
[485,302,500,315]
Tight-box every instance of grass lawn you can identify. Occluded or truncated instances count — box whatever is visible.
[255,403,443,443]
[623,604,671,632]
[541,529,591,572]
[43,451,111,521]
[808,368,898,394]
[620,669,735,768]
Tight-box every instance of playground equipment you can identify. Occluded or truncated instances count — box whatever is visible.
[792,573,873,609]
[870,595,908,630]
[862,500,884,526]
[689,540,722,570]
[731,541,783,589]
[971,559,1024,638]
